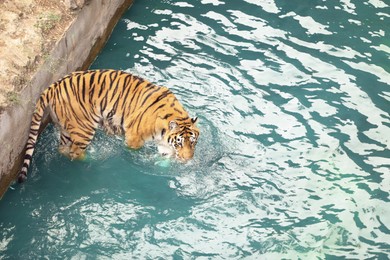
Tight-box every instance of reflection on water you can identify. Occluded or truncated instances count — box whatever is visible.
[1,0,389,258]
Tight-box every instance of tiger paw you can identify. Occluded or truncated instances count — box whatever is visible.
[125,135,144,150]
[70,152,86,161]
[69,149,86,160]
[58,145,70,156]
[69,143,87,160]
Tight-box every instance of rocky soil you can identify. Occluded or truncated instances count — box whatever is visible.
[0,0,84,109]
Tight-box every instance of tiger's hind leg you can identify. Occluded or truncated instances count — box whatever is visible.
[102,117,124,136]
[102,119,115,135]
[58,130,71,156]
[69,143,87,160]
[68,126,96,160]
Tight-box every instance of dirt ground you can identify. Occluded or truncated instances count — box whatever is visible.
[0,0,78,109]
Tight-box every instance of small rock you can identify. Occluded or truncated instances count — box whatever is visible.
[64,0,87,10]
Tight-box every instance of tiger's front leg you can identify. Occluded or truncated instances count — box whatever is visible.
[125,130,144,149]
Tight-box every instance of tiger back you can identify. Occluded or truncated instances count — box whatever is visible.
[18,69,200,182]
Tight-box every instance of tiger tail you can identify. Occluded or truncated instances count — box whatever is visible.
[18,88,51,183]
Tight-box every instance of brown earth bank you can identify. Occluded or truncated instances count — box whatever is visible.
[0,0,81,109]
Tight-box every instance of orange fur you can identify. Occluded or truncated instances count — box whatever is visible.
[18,69,199,182]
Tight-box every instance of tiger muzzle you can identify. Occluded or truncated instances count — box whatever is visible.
[177,146,194,162]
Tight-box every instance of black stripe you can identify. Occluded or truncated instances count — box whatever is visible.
[174,108,183,114]
[120,79,133,110]
[161,113,173,120]
[98,79,105,98]
[135,75,144,85]
[72,80,82,105]
[128,82,145,113]
[176,117,189,121]
[135,90,172,132]
[70,136,90,145]
[33,114,42,122]
[89,71,96,87]
[81,74,87,104]
[75,93,91,120]
[31,121,40,126]
[119,75,132,98]
[89,74,96,103]
[109,99,120,117]
[63,79,71,102]
[147,90,171,109]
[91,115,100,124]
[97,70,105,86]
[29,129,38,135]
[140,86,160,107]
[101,94,108,112]
[39,96,45,106]
[152,104,166,114]
[110,70,118,83]
[109,87,119,103]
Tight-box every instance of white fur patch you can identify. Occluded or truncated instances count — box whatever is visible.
[157,143,175,157]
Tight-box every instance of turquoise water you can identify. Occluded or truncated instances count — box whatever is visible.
[1,0,390,258]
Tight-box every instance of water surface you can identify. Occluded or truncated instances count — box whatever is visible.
[1,0,390,258]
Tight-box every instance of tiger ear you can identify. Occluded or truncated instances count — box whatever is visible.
[191,117,198,124]
[169,120,178,130]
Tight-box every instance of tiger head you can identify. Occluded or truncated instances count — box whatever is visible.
[166,117,199,162]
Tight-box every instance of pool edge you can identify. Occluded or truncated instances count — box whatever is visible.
[0,0,134,199]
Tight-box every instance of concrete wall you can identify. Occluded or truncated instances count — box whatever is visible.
[0,0,134,198]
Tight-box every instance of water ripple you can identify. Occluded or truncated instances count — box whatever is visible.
[1,0,389,258]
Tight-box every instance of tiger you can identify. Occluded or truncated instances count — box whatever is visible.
[18,69,200,183]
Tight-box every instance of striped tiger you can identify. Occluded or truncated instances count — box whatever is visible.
[18,69,200,183]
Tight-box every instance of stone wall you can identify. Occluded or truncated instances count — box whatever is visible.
[0,0,134,198]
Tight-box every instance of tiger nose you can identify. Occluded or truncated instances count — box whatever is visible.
[180,150,194,162]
